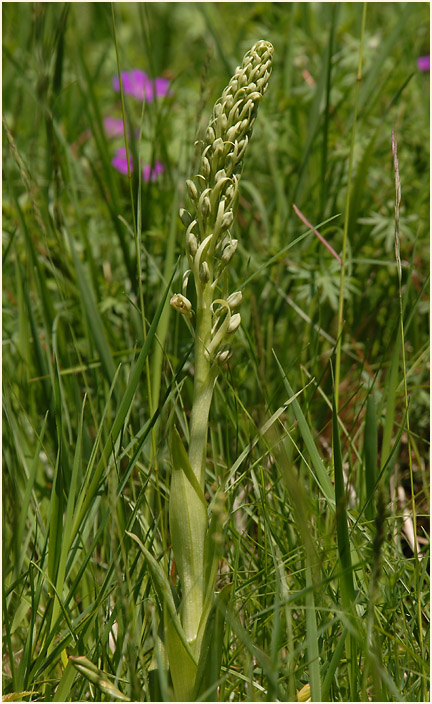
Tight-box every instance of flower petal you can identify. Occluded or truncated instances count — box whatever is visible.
[112,69,171,101]
[104,117,127,138]
[417,55,430,72]
[112,147,133,175]
[142,160,165,181]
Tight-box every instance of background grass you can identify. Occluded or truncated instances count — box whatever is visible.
[3,2,429,701]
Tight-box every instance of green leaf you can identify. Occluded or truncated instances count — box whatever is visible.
[193,583,231,701]
[363,392,378,522]
[125,532,196,665]
[169,428,208,646]
[332,397,355,608]
[126,531,198,702]
[69,655,130,702]
[305,559,321,702]
[165,619,198,702]
[171,427,207,508]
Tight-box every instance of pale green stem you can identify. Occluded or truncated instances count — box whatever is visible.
[188,274,218,491]
[180,283,216,648]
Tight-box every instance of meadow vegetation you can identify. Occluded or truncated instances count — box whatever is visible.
[2,3,429,701]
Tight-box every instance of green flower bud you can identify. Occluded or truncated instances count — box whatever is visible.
[215,347,232,365]
[200,156,211,180]
[257,72,269,91]
[215,168,227,183]
[199,261,210,284]
[221,239,238,265]
[218,112,228,134]
[226,125,238,142]
[182,269,191,293]
[226,312,241,334]
[206,125,216,143]
[186,231,198,257]
[179,208,193,228]
[185,219,198,240]
[212,137,225,157]
[225,184,236,201]
[226,290,243,309]
[186,179,198,202]
[200,195,211,219]
[230,78,239,94]
[221,210,234,231]
[224,93,234,111]
[170,293,193,317]
[214,199,226,234]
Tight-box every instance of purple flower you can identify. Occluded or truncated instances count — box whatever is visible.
[111,147,164,182]
[417,55,430,72]
[113,69,171,102]
[143,161,165,181]
[104,116,127,138]
[112,146,131,175]
[152,77,171,100]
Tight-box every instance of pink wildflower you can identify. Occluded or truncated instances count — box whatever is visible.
[111,147,164,182]
[417,56,430,72]
[113,69,171,101]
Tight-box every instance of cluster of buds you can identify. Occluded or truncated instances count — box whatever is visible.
[171,40,273,364]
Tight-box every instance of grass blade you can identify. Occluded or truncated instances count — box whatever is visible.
[363,391,378,523]
[274,351,334,505]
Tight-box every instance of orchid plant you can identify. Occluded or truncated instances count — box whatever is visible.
[163,39,273,700]
[127,39,273,702]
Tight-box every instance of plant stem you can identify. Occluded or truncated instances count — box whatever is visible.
[188,282,216,490]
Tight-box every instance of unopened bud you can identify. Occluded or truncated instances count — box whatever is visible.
[170,294,193,317]
[226,125,238,142]
[199,261,210,284]
[200,156,211,180]
[225,184,235,201]
[239,117,249,134]
[224,94,234,111]
[215,168,227,183]
[256,73,269,91]
[186,179,198,202]
[215,347,232,365]
[239,98,253,121]
[218,112,228,133]
[237,136,248,161]
[238,70,248,87]
[221,239,238,265]
[226,290,242,309]
[206,125,216,143]
[212,137,224,159]
[215,199,226,233]
[186,231,198,257]
[227,313,241,334]
[182,269,191,293]
[221,210,234,231]
[200,195,211,219]
[179,208,193,228]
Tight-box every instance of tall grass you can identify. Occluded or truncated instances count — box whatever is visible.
[3,2,429,702]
